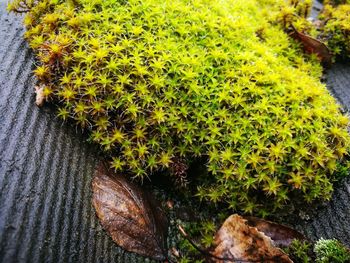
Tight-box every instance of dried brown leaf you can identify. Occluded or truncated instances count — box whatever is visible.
[210,214,292,263]
[92,163,168,260]
[290,26,332,66]
[243,216,306,248]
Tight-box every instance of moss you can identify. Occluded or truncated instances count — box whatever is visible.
[283,238,350,263]
[314,238,350,263]
[318,1,350,59]
[9,0,350,215]
[275,0,315,32]
[283,239,314,263]
[277,0,350,60]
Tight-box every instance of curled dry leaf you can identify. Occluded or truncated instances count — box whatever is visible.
[92,163,168,261]
[243,216,306,248]
[289,25,332,66]
[210,214,292,263]
[34,85,45,107]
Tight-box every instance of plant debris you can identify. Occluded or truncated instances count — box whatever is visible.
[34,85,45,106]
[92,163,168,261]
[209,214,292,263]
[243,216,307,248]
[289,25,332,66]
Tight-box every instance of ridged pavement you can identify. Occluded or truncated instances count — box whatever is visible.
[0,3,151,262]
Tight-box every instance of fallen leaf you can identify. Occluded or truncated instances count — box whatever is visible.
[289,25,332,66]
[209,214,292,263]
[243,216,306,248]
[92,163,168,260]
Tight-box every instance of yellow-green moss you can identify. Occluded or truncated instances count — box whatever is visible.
[318,1,350,59]
[276,0,350,60]
[9,0,350,214]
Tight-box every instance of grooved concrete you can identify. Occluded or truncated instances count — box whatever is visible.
[0,3,152,262]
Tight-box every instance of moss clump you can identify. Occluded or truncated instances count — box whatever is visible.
[277,0,350,60]
[283,239,314,263]
[276,0,314,32]
[314,238,350,263]
[318,1,350,59]
[9,0,350,214]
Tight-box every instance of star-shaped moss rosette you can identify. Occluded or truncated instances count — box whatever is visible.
[8,0,350,215]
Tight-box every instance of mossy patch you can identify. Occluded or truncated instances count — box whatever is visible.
[9,0,350,215]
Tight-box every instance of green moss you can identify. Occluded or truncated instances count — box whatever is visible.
[314,238,350,263]
[318,1,350,59]
[275,0,314,32]
[9,0,350,214]
[277,0,350,60]
[282,238,350,263]
[283,239,314,263]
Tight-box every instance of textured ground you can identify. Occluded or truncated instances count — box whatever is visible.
[0,1,349,262]
[0,3,149,262]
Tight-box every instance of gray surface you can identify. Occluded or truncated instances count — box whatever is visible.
[0,2,350,263]
[0,4,151,263]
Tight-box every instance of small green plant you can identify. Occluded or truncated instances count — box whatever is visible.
[314,238,350,263]
[283,239,314,263]
[9,0,350,215]
[334,160,350,181]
